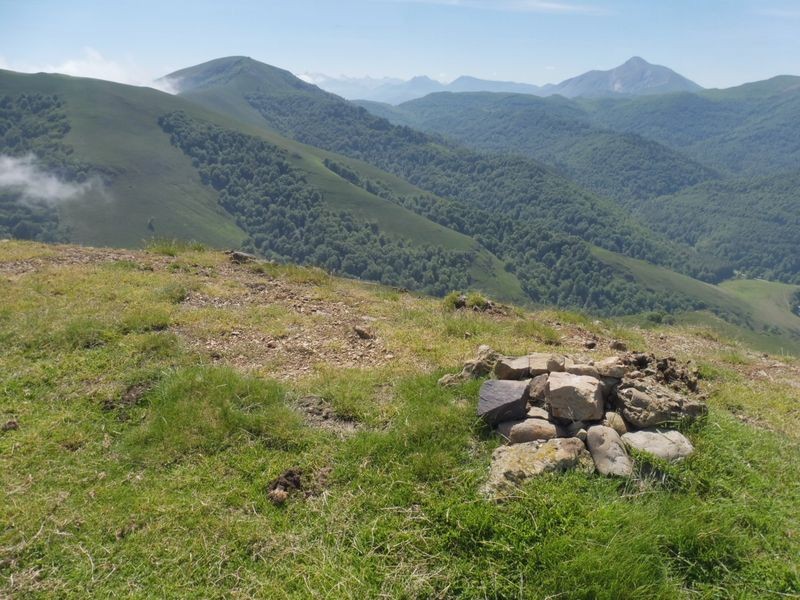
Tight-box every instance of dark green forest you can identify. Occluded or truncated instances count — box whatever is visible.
[322,158,701,314]
[635,174,800,283]
[0,93,79,242]
[158,111,473,295]
[244,90,727,286]
[366,92,719,205]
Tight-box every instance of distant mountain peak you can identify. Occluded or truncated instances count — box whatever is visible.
[551,57,702,98]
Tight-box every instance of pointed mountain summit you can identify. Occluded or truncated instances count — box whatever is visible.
[547,56,702,98]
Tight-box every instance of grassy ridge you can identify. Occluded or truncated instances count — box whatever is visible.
[594,247,800,354]
[0,69,525,303]
[1,241,798,597]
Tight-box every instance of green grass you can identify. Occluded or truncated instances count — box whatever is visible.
[124,366,305,463]
[595,247,800,354]
[1,241,799,597]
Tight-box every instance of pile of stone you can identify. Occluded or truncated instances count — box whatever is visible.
[474,350,707,495]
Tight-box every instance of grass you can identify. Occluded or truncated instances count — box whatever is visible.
[124,366,305,463]
[594,247,800,355]
[1,241,799,598]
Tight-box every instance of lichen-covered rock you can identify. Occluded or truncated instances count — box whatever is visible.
[477,379,530,426]
[483,438,592,496]
[496,418,560,444]
[546,372,605,422]
[622,429,694,462]
[616,382,707,428]
[587,426,632,477]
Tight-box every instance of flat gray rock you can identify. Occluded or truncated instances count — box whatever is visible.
[477,379,530,426]
[530,353,565,376]
[567,363,601,378]
[587,425,632,477]
[622,429,694,462]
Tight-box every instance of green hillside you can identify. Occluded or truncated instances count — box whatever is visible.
[584,76,800,175]
[0,69,526,302]
[633,173,800,284]
[594,247,800,354]
[359,91,719,205]
[168,57,735,312]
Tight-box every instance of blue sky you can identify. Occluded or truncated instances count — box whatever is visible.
[1,0,798,88]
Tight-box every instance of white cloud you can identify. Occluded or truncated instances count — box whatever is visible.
[0,154,99,205]
[380,0,609,15]
[0,47,176,93]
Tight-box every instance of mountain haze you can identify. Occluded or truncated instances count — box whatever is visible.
[313,57,701,104]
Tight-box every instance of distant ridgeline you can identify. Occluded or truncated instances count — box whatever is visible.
[0,93,83,242]
[158,111,473,295]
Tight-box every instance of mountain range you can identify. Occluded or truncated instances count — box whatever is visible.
[308,57,702,104]
[1,55,799,351]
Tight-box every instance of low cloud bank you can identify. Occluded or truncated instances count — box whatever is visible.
[0,48,177,94]
[0,154,97,204]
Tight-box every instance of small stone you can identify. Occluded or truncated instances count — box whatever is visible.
[496,418,560,443]
[268,488,289,505]
[566,363,601,378]
[228,250,257,264]
[437,373,461,387]
[2,419,19,431]
[528,374,549,406]
[602,411,628,435]
[529,353,565,375]
[622,429,694,462]
[564,420,587,437]
[587,425,633,477]
[477,379,530,426]
[610,340,628,351]
[584,340,597,350]
[595,356,628,379]
[354,326,375,340]
[526,406,550,420]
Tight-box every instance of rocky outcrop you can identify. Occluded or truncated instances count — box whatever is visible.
[622,429,694,462]
[586,426,633,477]
[461,347,708,495]
[483,438,592,496]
